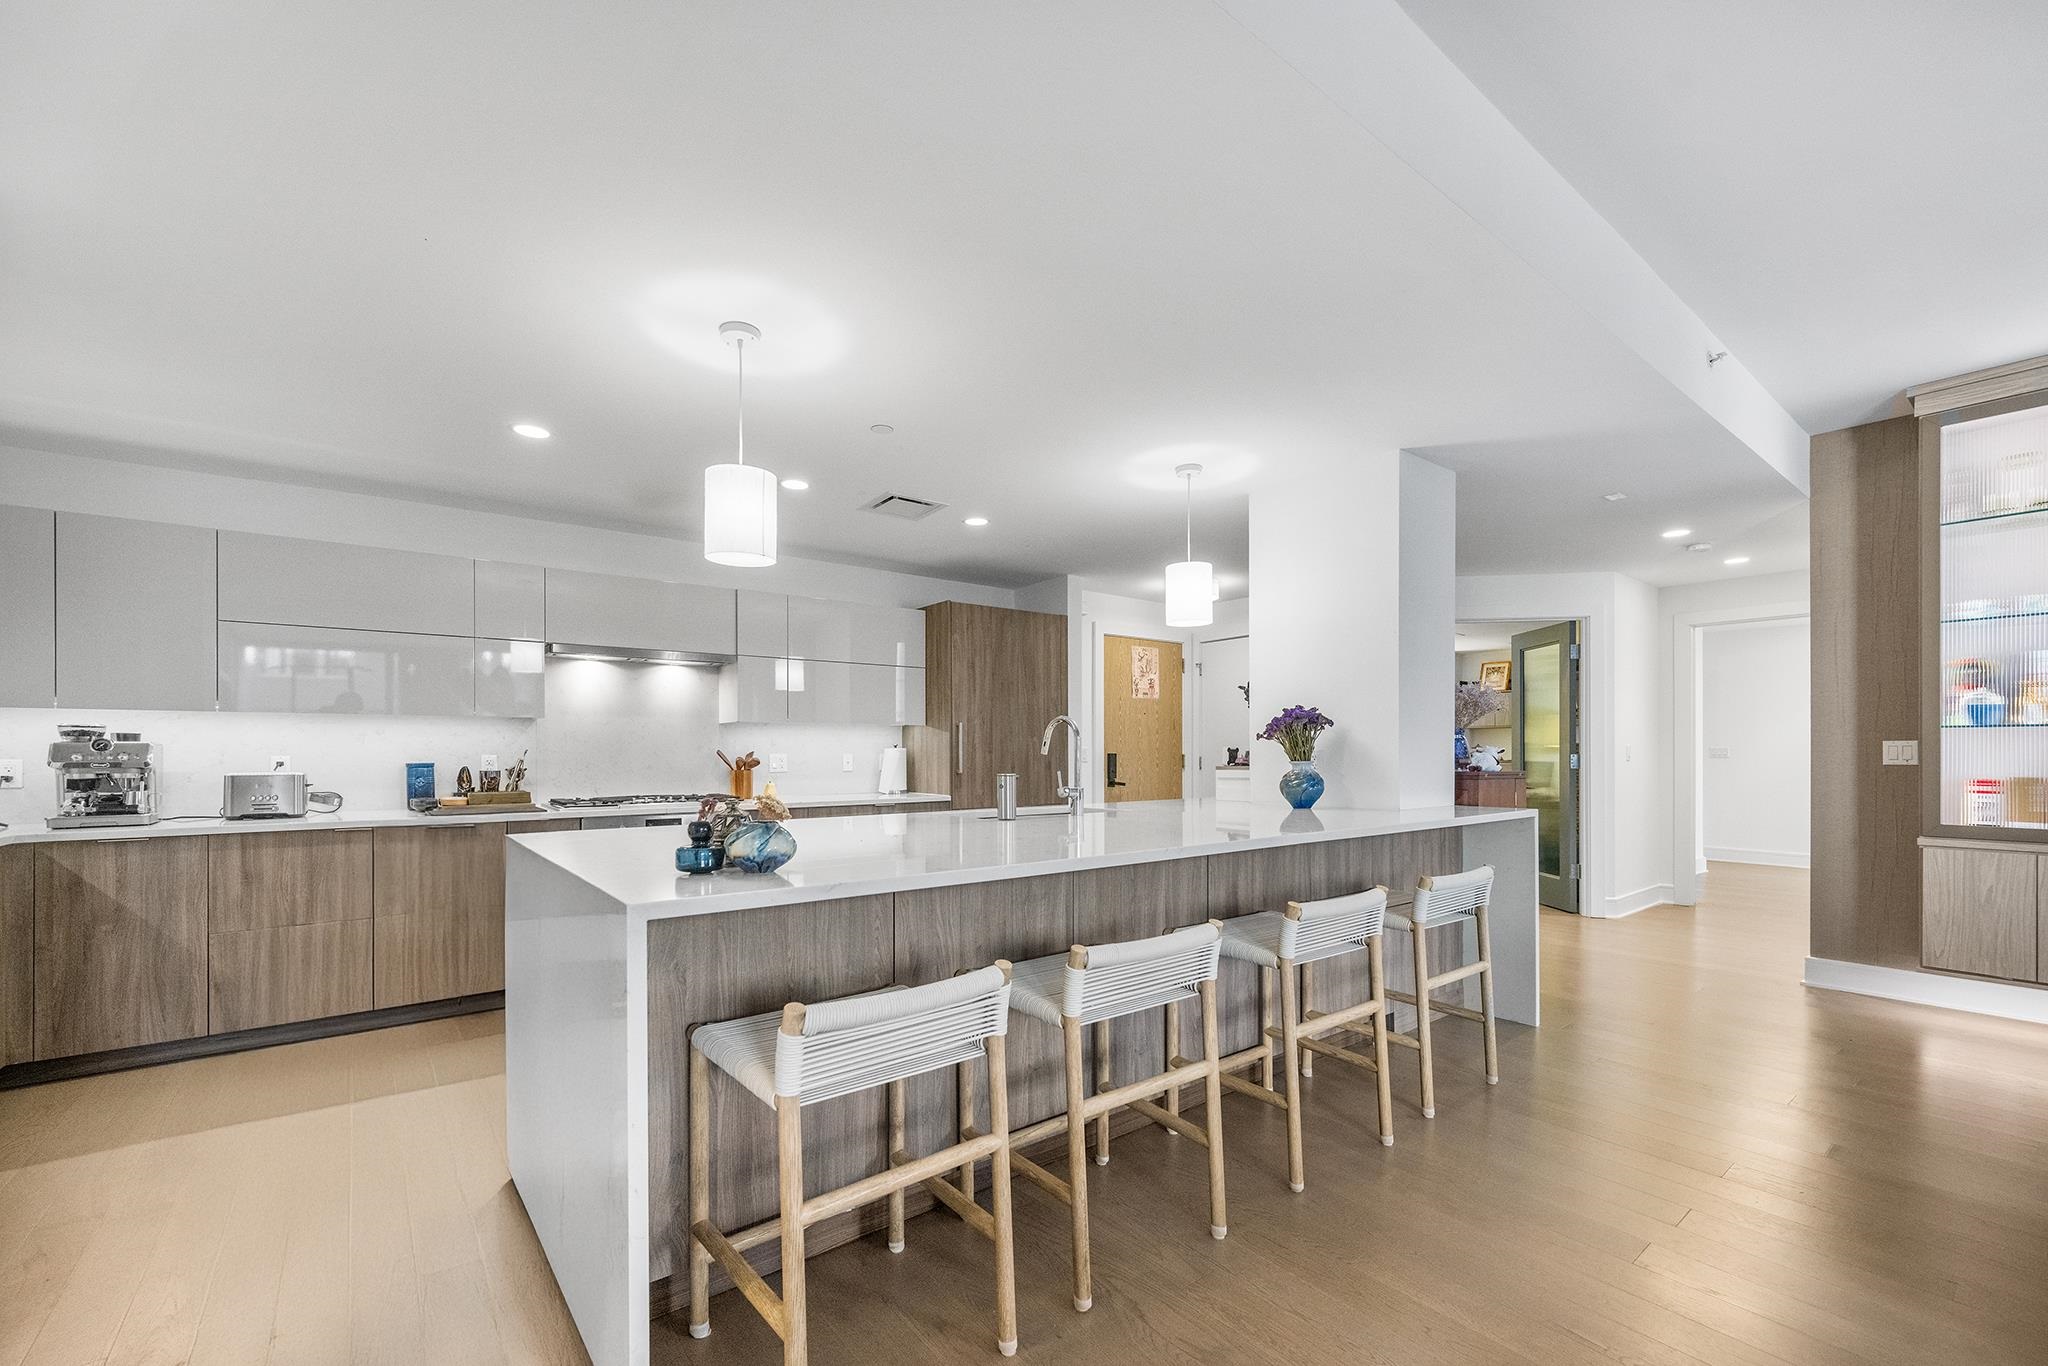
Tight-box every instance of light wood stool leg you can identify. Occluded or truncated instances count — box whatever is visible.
[1411,924,1436,1119]
[987,1036,1019,1357]
[1198,980,1228,1238]
[957,1058,977,1197]
[1163,997,1182,1126]
[1062,1017,1093,1311]
[887,1079,907,1253]
[1368,936,1394,1147]
[688,1039,712,1337]
[776,1095,808,1366]
[1298,962,1315,1078]
[1092,1019,1111,1165]
[1475,903,1500,1085]
[1279,958,1305,1192]
[1258,966,1276,1091]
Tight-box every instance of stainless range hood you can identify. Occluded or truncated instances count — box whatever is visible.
[546,642,733,667]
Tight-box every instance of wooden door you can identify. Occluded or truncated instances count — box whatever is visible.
[1102,634,1183,802]
[208,830,373,1033]
[34,837,209,1058]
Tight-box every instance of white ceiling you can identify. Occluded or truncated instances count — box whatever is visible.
[0,1,1824,595]
[1396,0,2048,435]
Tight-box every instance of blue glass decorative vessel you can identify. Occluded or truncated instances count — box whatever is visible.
[1454,728,1470,764]
[1278,761,1325,810]
[725,820,798,874]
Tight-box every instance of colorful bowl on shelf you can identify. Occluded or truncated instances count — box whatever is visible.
[725,820,797,874]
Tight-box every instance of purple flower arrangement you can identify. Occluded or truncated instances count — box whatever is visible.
[1259,704,1335,762]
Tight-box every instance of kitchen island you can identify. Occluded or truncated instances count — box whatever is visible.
[504,799,1537,1366]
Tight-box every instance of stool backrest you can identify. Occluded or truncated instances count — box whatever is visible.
[775,963,1012,1104]
[1413,865,1493,924]
[1063,923,1221,1024]
[1282,886,1388,964]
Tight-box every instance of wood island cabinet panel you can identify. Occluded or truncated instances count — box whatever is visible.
[1922,845,2036,981]
[644,894,897,1289]
[1070,859,1209,1102]
[372,824,505,1008]
[33,838,209,1059]
[207,830,373,1032]
[1,845,32,1067]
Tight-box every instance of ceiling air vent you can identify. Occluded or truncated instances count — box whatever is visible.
[862,493,947,521]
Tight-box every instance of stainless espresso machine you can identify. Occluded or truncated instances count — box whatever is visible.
[47,724,163,828]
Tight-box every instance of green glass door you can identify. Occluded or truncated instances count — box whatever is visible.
[1512,621,1581,913]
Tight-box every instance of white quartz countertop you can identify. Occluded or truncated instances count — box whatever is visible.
[0,791,950,846]
[507,799,1534,920]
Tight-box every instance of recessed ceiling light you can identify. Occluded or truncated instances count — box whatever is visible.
[1723,555,1750,566]
[511,423,551,440]
[1660,527,1691,539]
[780,477,810,491]
[870,423,894,434]
[1685,541,1714,553]
[964,516,989,527]
[1602,492,1628,502]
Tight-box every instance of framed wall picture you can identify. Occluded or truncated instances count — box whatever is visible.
[1479,659,1511,691]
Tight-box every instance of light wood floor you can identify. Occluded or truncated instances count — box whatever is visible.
[4,863,2046,1364]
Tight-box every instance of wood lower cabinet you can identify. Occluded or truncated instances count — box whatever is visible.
[33,837,210,1059]
[1,845,32,1067]
[1922,844,2038,981]
[371,819,578,1008]
[208,829,373,1032]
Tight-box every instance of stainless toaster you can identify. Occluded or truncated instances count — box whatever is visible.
[225,771,309,819]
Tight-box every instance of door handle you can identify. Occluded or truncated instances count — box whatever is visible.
[955,722,964,775]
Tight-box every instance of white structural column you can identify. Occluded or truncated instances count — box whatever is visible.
[1248,449,1455,808]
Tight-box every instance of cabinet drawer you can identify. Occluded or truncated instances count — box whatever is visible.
[0,846,31,1067]
[1922,846,2037,980]
[372,824,506,1008]
[34,837,209,1059]
[218,530,474,636]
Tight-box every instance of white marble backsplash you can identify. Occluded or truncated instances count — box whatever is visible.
[0,657,908,827]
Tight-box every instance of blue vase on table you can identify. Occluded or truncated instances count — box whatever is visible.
[1454,728,1470,764]
[1278,760,1325,810]
[725,820,797,874]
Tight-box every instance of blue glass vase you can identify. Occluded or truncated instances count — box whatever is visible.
[1278,760,1325,810]
[725,820,797,874]
[1454,728,1470,764]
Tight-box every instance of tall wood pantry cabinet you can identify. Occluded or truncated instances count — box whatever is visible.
[915,602,1069,808]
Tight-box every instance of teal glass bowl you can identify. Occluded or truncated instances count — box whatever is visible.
[725,820,797,874]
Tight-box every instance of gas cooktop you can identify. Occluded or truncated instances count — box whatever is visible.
[547,794,710,809]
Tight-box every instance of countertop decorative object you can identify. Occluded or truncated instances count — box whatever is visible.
[1261,703,1334,809]
[723,818,797,874]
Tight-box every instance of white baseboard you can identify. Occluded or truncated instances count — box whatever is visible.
[1803,957,2048,1025]
[1705,846,1811,869]
[1598,883,1674,919]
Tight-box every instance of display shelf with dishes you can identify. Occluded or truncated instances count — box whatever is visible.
[1934,397,2048,833]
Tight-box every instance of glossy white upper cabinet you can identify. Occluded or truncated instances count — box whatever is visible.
[718,654,785,723]
[736,590,788,657]
[544,569,736,656]
[787,597,924,667]
[218,621,473,716]
[0,505,55,706]
[784,660,926,725]
[218,531,474,637]
[476,638,547,717]
[476,561,546,641]
[57,513,217,711]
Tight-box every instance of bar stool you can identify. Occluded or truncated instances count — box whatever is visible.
[1208,887,1392,1192]
[1384,865,1498,1118]
[991,924,1226,1313]
[687,963,1020,1364]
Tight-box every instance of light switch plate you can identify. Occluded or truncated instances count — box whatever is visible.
[1882,740,1920,765]
[0,758,20,790]
[842,753,855,772]
[1707,746,1731,759]
[769,753,788,773]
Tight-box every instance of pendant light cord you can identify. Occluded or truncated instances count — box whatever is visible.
[1183,468,1195,559]
[734,337,746,466]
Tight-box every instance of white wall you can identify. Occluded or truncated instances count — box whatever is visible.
[1700,619,1811,868]
[1398,453,1457,806]
[1456,571,1668,917]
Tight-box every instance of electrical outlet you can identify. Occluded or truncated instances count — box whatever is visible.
[1882,740,1919,766]
[271,754,292,772]
[481,753,499,770]
[769,752,788,773]
[842,753,855,772]
[1707,746,1731,759]
[0,759,21,790]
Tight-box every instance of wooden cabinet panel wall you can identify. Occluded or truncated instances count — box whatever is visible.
[372,824,506,1008]
[1922,845,2037,980]
[0,846,32,1067]
[207,830,373,1032]
[33,838,209,1059]
[918,601,1068,808]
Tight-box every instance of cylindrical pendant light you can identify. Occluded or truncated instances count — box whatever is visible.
[704,321,778,567]
[1163,462,1215,628]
